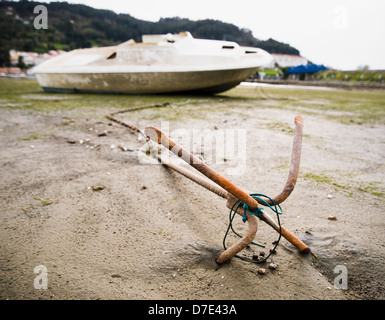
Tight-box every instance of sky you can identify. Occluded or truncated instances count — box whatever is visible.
[38,0,385,70]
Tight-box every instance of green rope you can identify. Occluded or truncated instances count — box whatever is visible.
[223,193,283,264]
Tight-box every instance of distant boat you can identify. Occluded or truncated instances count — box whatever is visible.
[34,32,273,94]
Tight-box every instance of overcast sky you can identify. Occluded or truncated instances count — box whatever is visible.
[38,0,385,70]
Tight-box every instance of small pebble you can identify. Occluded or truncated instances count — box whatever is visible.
[118,145,133,152]
[327,194,333,199]
[252,255,264,261]
[92,186,105,191]
[268,263,278,270]
[328,216,337,221]
[257,268,266,275]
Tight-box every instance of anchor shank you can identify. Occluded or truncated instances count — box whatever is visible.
[145,126,261,213]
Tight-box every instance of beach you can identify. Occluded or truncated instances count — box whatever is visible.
[1,79,384,300]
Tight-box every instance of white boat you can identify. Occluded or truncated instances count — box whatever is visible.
[34,32,273,94]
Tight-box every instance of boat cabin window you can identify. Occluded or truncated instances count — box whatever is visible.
[107,52,117,59]
[222,45,235,49]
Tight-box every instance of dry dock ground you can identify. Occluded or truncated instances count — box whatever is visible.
[0,78,384,300]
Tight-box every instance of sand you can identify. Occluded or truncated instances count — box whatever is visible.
[1,83,384,300]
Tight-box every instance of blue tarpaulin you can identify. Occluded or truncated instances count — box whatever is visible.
[287,64,328,74]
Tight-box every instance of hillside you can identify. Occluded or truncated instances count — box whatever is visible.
[0,0,300,66]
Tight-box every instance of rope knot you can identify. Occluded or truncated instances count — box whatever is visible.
[242,204,263,222]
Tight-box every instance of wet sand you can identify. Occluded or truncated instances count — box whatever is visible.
[1,80,384,300]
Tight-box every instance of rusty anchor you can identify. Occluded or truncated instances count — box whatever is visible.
[144,115,313,264]
[107,105,313,264]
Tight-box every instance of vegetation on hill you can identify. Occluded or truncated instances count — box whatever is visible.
[0,0,300,66]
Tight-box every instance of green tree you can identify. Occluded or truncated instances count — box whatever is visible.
[17,56,27,69]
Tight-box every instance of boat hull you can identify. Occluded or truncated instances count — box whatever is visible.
[34,32,273,94]
[36,67,258,94]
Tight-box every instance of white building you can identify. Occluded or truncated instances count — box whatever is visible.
[270,53,308,68]
[9,50,66,67]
